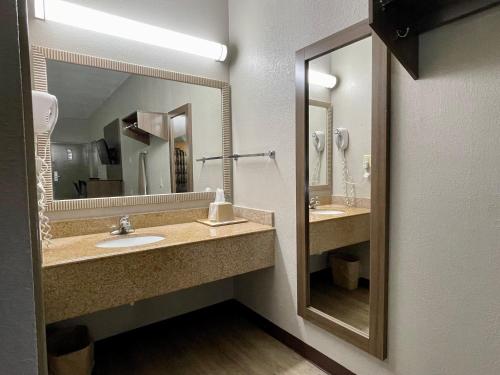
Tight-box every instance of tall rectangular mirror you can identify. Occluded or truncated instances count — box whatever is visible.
[296,20,390,359]
[32,46,232,211]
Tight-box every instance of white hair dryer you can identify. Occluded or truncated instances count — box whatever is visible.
[32,90,58,135]
[334,127,349,151]
[312,130,325,153]
[31,90,59,247]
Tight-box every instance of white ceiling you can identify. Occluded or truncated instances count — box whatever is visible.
[47,60,130,120]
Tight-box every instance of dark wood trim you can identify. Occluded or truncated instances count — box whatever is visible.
[417,0,500,33]
[296,20,390,359]
[369,0,419,79]
[296,48,308,318]
[369,0,500,79]
[235,301,356,375]
[303,20,372,61]
[368,33,391,359]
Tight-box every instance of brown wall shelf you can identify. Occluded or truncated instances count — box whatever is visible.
[122,110,169,145]
[370,0,500,79]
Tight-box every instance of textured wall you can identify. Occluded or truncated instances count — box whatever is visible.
[30,0,233,341]
[229,1,500,374]
[1,0,44,373]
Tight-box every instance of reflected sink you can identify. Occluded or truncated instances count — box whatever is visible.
[96,235,165,248]
[310,209,345,215]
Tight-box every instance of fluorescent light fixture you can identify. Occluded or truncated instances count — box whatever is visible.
[33,0,228,61]
[34,0,45,19]
[309,70,338,89]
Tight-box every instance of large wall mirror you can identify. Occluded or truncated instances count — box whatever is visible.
[296,20,390,358]
[32,46,232,211]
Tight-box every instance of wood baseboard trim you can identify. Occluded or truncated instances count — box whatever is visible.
[233,300,356,375]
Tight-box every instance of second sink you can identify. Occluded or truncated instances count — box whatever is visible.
[310,209,345,215]
[96,235,165,249]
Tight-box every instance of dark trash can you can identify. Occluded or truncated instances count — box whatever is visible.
[47,325,94,375]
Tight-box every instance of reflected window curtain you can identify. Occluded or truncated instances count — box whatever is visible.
[175,147,187,192]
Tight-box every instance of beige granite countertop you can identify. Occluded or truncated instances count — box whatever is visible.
[43,220,274,268]
[309,204,370,254]
[309,204,370,223]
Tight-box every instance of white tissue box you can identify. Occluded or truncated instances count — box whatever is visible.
[208,202,234,222]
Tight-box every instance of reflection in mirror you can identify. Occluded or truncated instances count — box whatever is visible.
[47,61,223,200]
[308,100,332,189]
[308,36,372,335]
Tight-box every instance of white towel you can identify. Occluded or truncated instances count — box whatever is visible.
[138,152,149,195]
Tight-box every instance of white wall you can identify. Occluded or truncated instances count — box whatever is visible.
[29,0,232,341]
[330,37,372,199]
[51,118,91,144]
[87,75,223,195]
[229,2,500,375]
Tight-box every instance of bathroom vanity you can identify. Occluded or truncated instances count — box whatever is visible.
[42,208,275,323]
[29,46,278,327]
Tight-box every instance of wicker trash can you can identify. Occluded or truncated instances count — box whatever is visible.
[47,326,94,375]
[330,254,360,290]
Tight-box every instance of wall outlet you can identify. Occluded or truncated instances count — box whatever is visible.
[363,154,371,170]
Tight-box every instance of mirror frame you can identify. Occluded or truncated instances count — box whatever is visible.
[32,45,233,212]
[308,99,333,194]
[295,20,390,359]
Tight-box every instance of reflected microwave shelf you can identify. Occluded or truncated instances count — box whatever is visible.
[122,110,169,144]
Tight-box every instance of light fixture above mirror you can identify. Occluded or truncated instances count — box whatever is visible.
[33,0,228,61]
[308,70,338,89]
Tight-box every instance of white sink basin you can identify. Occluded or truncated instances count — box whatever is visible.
[96,235,165,248]
[310,209,345,215]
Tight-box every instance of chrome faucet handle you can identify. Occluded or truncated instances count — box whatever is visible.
[119,215,130,227]
[120,215,133,231]
[308,196,320,209]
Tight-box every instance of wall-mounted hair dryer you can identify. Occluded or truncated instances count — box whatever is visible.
[334,127,349,151]
[32,90,58,136]
[312,130,325,153]
[32,90,59,247]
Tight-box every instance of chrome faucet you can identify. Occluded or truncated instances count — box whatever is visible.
[111,215,135,235]
[309,196,320,209]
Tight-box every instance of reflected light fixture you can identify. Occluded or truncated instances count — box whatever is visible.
[33,0,228,62]
[309,70,338,89]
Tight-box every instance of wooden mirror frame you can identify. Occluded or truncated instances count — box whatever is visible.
[296,20,390,359]
[31,45,233,212]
